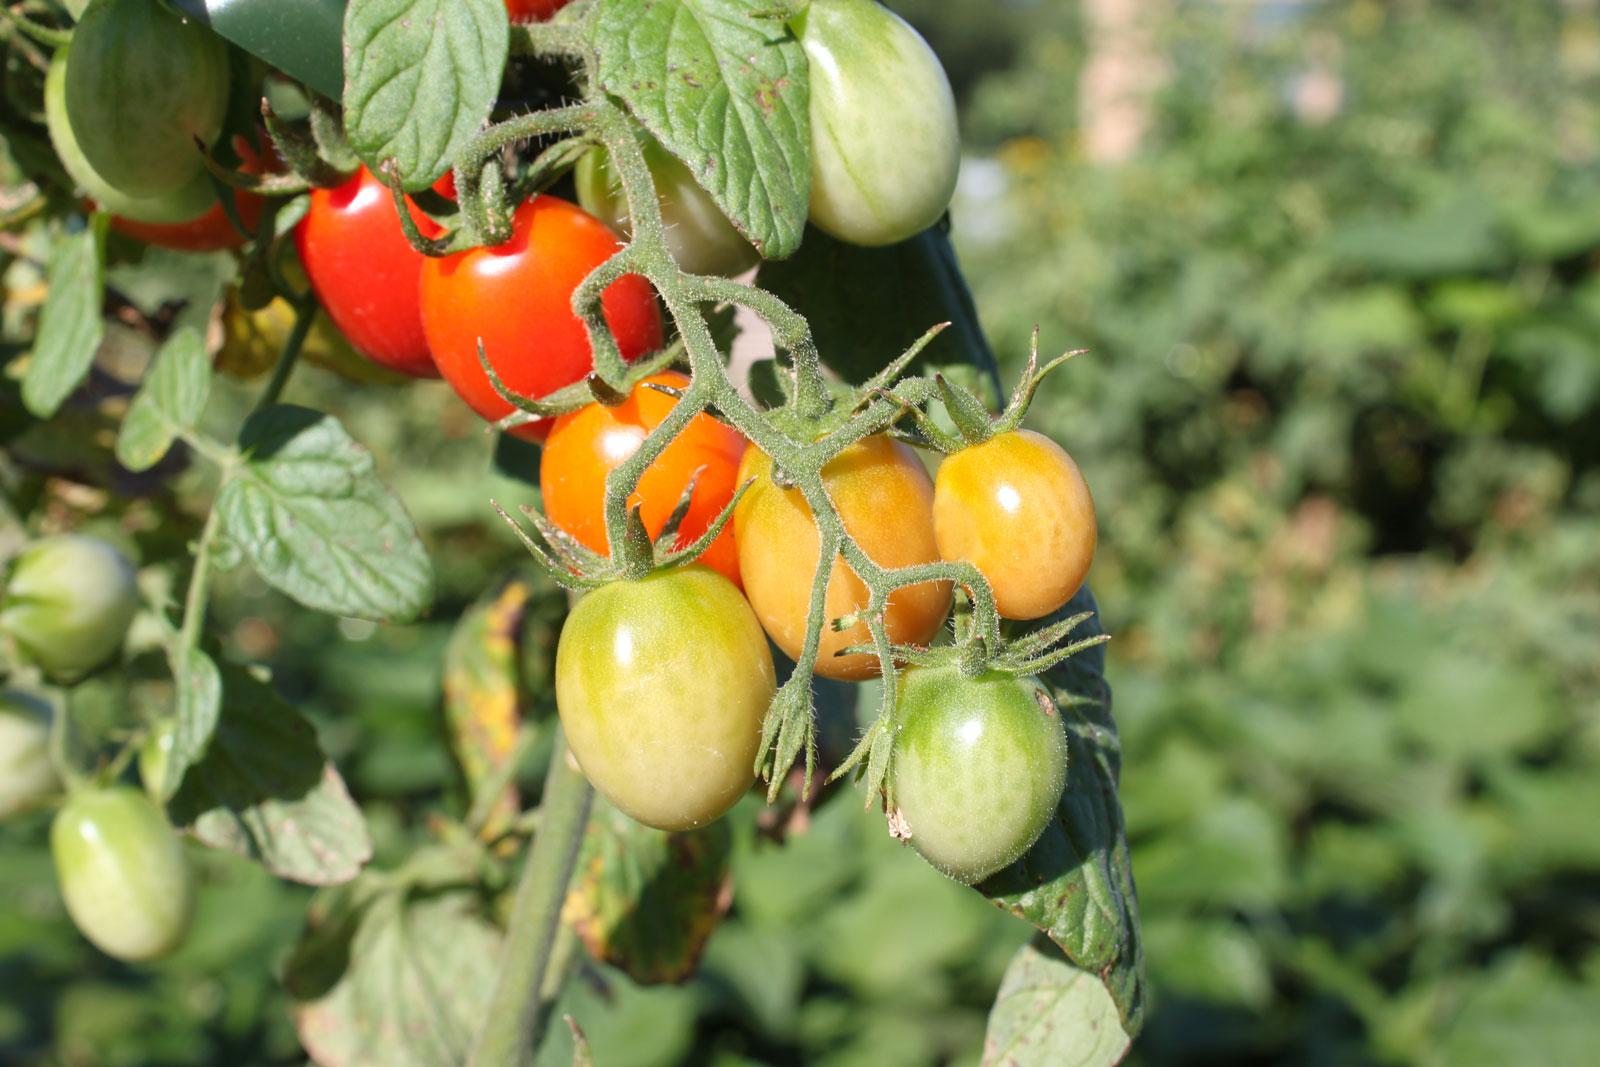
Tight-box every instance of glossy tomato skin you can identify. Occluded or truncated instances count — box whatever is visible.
[421,195,663,441]
[0,535,138,682]
[891,665,1067,883]
[0,690,59,819]
[934,430,1096,621]
[52,786,195,962]
[555,567,775,830]
[295,167,441,378]
[734,435,951,681]
[541,373,746,586]
[575,136,758,277]
[798,0,960,246]
[64,0,230,198]
[505,0,572,20]
[44,50,218,224]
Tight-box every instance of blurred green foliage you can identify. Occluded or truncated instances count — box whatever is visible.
[5,0,1600,1064]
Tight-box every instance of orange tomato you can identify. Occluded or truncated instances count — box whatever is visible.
[933,429,1096,620]
[540,373,746,586]
[734,434,951,680]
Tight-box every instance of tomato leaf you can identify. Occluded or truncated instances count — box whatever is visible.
[153,645,222,803]
[170,0,347,100]
[115,328,212,472]
[563,797,733,983]
[290,884,501,1067]
[592,0,811,259]
[218,404,433,622]
[758,225,1003,398]
[170,664,372,885]
[442,576,533,840]
[342,0,509,191]
[982,936,1134,1067]
[977,586,1147,1037]
[21,218,107,418]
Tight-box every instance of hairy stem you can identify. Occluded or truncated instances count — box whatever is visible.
[468,732,594,1067]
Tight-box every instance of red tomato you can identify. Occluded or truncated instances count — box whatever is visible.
[106,137,269,253]
[541,372,745,586]
[294,166,442,379]
[506,0,572,21]
[420,195,663,441]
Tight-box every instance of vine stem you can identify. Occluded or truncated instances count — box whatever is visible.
[467,732,594,1067]
[250,296,316,417]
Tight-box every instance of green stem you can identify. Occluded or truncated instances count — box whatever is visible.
[467,732,595,1067]
[250,296,315,417]
[47,688,84,792]
[176,504,224,656]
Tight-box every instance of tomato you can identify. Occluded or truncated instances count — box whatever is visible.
[44,50,218,224]
[421,195,663,441]
[541,373,746,586]
[0,535,138,682]
[138,719,175,801]
[734,435,951,681]
[575,134,758,277]
[63,0,230,199]
[295,167,442,379]
[505,0,572,20]
[51,785,195,962]
[797,0,961,246]
[0,690,59,819]
[555,567,775,830]
[890,664,1067,883]
[107,138,272,252]
[933,430,1096,621]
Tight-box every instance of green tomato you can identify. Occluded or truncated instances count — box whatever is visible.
[797,0,960,247]
[45,49,218,224]
[1,534,139,682]
[138,718,176,801]
[62,0,231,198]
[890,664,1067,884]
[575,135,759,277]
[0,690,60,819]
[555,567,776,831]
[52,785,195,962]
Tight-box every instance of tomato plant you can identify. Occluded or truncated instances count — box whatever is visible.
[796,0,961,246]
[421,194,663,440]
[576,134,758,277]
[3,1,1135,1063]
[294,166,442,378]
[934,429,1097,620]
[541,372,746,586]
[0,535,138,683]
[0,690,59,820]
[51,786,195,962]
[61,0,231,198]
[554,567,775,830]
[734,435,951,680]
[889,664,1067,884]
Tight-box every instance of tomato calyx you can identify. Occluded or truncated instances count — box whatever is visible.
[495,466,752,588]
[480,346,683,436]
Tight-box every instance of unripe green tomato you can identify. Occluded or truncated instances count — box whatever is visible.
[63,0,231,198]
[0,690,60,819]
[797,0,961,246]
[890,665,1067,884]
[51,785,196,962]
[138,719,176,801]
[555,567,776,831]
[1,534,139,682]
[575,135,759,277]
[44,49,218,224]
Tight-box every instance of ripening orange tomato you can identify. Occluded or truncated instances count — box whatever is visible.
[933,429,1096,621]
[540,373,746,586]
[734,434,951,680]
